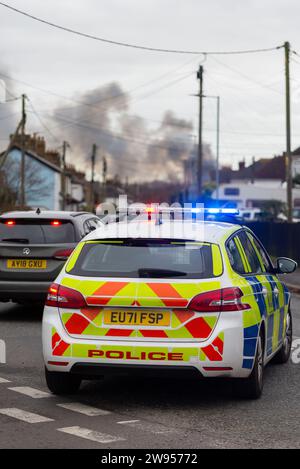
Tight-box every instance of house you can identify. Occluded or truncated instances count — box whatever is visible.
[0,134,87,211]
[291,147,300,177]
[0,143,67,210]
[64,164,87,211]
[212,155,300,208]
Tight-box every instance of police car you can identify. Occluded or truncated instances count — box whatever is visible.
[42,208,296,399]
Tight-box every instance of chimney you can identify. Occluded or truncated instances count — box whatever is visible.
[238,161,245,171]
[44,150,60,167]
[251,157,255,184]
[35,136,46,157]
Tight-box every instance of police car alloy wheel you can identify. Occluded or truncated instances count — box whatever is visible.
[284,312,293,355]
[233,332,264,400]
[272,310,293,364]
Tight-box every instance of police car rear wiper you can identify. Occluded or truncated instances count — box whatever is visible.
[138,268,187,278]
[1,238,30,244]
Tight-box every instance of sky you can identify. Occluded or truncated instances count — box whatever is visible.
[1,0,300,182]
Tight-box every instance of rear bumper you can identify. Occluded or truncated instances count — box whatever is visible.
[70,362,202,379]
[42,306,254,379]
[0,281,50,301]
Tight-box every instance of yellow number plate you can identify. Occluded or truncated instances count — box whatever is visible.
[104,310,170,327]
[7,259,47,269]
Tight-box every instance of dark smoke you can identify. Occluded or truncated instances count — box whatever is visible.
[147,111,194,181]
[51,82,212,182]
[161,111,193,131]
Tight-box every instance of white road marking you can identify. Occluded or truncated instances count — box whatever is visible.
[117,419,140,424]
[0,408,53,423]
[57,403,111,416]
[58,426,125,444]
[117,419,174,434]
[0,377,10,383]
[8,386,52,399]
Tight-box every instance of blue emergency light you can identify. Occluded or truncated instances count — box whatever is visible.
[206,208,239,215]
[123,205,240,220]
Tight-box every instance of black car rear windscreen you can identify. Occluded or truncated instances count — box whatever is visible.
[0,219,76,244]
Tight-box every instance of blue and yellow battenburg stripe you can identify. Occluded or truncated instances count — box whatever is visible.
[239,274,288,368]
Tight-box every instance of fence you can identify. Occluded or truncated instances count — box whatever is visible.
[244,222,300,263]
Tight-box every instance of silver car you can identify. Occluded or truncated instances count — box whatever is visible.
[0,210,103,305]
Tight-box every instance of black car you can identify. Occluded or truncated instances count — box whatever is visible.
[0,210,103,304]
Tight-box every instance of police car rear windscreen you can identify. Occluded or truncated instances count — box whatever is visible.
[69,239,222,279]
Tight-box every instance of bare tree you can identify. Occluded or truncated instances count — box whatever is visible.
[2,155,51,206]
[0,170,17,211]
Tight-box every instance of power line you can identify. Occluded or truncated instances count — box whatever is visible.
[0,67,195,122]
[208,55,283,95]
[203,127,299,137]
[35,99,296,145]
[0,112,19,121]
[24,104,163,169]
[39,112,193,157]
[128,71,195,104]
[27,99,61,143]
[3,97,21,103]
[0,2,283,56]
[291,57,300,67]
[22,70,195,136]
[0,79,20,101]
[57,55,203,112]
[35,70,195,116]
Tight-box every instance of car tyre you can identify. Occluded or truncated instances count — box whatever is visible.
[45,368,81,395]
[233,332,264,400]
[272,310,293,364]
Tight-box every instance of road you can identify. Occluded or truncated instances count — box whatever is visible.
[0,297,299,449]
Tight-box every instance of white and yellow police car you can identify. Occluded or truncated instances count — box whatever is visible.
[42,209,296,399]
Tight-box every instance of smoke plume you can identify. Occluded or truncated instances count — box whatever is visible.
[51,82,212,183]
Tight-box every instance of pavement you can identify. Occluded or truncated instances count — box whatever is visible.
[280,269,300,294]
[0,299,300,449]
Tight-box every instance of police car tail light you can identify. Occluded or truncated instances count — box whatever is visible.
[220,287,251,311]
[188,287,250,312]
[45,283,86,308]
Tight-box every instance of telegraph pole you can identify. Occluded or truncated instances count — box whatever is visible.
[203,94,221,202]
[216,96,220,201]
[19,94,26,209]
[102,155,107,202]
[61,141,68,210]
[90,144,97,211]
[285,41,293,223]
[197,65,204,198]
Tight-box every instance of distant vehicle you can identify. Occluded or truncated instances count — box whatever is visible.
[239,208,261,221]
[292,208,300,222]
[239,208,269,222]
[277,209,300,223]
[0,210,103,305]
[43,208,295,399]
